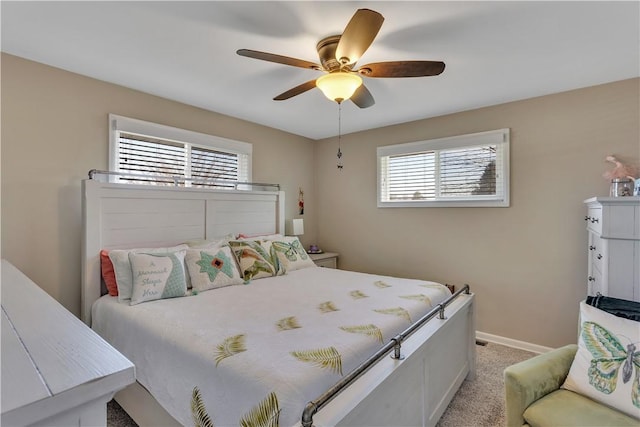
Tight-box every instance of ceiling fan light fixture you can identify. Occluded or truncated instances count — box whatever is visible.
[316,72,362,103]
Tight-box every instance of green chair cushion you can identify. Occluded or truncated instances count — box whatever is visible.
[523,389,639,427]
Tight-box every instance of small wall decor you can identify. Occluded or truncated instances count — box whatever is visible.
[298,187,304,215]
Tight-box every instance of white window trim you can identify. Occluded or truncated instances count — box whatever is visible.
[108,114,252,183]
[377,128,510,208]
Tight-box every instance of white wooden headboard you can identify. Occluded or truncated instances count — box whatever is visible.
[81,180,285,325]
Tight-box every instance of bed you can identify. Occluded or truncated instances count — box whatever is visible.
[81,178,475,427]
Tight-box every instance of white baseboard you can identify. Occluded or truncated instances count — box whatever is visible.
[475,331,554,354]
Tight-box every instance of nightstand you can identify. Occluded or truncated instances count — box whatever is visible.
[309,252,339,269]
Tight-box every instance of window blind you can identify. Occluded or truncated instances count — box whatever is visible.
[118,133,185,185]
[116,132,246,187]
[377,129,509,207]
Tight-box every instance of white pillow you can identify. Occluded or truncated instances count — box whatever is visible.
[185,246,243,292]
[562,302,640,419]
[183,233,235,249]
[265,236,316,273]
[129,251,187,306]
[237,233,283,241]
[109,244,188,302]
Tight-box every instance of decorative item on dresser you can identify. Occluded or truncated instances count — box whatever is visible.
[584,196,640,301]
[309,251,339,269]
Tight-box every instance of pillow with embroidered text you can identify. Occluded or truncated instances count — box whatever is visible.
[561,302,640,419]
[185,246,243,292]
[129,251,187,305]
[108,244,188,303]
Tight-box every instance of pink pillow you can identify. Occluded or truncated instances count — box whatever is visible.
[100,250,118,296]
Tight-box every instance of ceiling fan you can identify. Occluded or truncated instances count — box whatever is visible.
[237,8,445,108]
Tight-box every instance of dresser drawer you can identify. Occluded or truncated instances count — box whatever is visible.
[588,233,604,274]
[585,206,602,234]
[587,268,603,296]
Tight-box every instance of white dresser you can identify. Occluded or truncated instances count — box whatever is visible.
[584,197,640,301]
[1,260,135,426]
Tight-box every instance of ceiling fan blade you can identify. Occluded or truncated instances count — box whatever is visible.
[274,80,317,100]
[357,61,446,78]
[335,9,384,65]
[237,49,321,70]
[350,84,375,108]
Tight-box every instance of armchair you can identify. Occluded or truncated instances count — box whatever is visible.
[504,344,639,427]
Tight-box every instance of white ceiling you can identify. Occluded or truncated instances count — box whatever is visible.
[2,1,639,140]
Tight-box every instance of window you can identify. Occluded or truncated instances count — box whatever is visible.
[377,129,509,207]
[108,114,251,188]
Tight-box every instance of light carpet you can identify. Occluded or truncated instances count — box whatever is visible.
[107,342,536,426]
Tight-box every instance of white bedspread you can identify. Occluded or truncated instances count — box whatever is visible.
[92,267,450,427]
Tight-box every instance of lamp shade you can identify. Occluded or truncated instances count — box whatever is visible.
[292,218,304,236]
[316,72,362,103]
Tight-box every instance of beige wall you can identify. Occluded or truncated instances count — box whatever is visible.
[1,53,316,315]
[2,52,639,348]
[314,78,640,348]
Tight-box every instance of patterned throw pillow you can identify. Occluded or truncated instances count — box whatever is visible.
[185,246,243,292]
[128,251,187,306]
[562,302,640,419]
[108,244,188,302]
[267,237,316,273]
[228,240,277,281]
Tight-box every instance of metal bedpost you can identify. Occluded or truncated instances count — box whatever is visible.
[301,402,317,427]
[390,337,404,360]
[438,303,447,320]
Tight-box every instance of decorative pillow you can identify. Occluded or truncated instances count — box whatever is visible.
[266,237,316,273]
[128,251,187,306]
[228,240,277,281]
[237,233,283,241]
[108,244,188,302]
[185,246,243,292]
[100,249,118,296]
[562,302,640,419]
[184,233,235,249]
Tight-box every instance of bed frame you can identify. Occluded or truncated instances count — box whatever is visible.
[81,179,476,427]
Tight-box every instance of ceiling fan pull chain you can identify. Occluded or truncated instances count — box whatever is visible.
[337,103,344,170]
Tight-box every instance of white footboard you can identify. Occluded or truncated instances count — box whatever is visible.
[306,290,475,427]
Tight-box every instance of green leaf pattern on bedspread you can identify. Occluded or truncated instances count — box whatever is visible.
[191,387,215,427]
[239,392,281,427]
[374,307,412,323]
[191,387,280,427]
[186,274,448,426]
[400,294,433,307]
[276,316,301,331]
[291,347,343,375]
[318,301,339,313]
[373,280,391,288]
[350,290,368,299]
[340,324,383,343]
[215,334,247,366]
